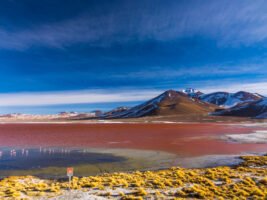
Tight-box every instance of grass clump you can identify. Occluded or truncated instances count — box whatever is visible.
[0,154,266,199]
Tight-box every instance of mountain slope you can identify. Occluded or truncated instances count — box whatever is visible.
[199,91,262,108]
[212,98,267,118]
[101,107,130,118]
[103,90,217,119]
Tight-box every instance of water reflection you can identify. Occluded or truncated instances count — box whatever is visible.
[0,147,125,170]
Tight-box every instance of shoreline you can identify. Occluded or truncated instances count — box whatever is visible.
[0,153,266,199]
[0,113,267,124]
[0,119,266,126]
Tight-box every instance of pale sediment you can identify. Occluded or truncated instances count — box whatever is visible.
[223,130,267,143]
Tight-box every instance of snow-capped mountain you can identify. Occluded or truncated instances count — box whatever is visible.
[102,89,264,119]
[212,98,267,119]
[199,91,263,108]
[102,90,217,119]
[182,88,203,98]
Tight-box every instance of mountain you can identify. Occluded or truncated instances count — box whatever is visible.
[182,88,203,98]
[199,91,263,108]
[212,98,267,119]
[102,90,217,119]
[102,106,130,118]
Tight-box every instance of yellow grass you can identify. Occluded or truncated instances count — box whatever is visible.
[0,155,266,199]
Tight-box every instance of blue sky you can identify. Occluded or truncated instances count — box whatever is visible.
[1,0,267,112]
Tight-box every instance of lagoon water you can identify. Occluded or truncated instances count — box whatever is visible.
[0,123,266,178]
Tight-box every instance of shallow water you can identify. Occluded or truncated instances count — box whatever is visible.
[0,148,125,170]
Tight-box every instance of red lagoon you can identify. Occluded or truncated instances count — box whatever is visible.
[0,123,266,157]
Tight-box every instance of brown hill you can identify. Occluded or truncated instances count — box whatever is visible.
[103,90,217,119]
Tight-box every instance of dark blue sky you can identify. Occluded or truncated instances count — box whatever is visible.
[1,0,267,108]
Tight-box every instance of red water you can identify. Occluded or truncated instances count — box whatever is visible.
[0,123,266,156]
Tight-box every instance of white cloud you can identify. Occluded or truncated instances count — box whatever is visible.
[0,89,163,106]
[199,82,267,95]
[112,62,266,80]
[0,80,266,107]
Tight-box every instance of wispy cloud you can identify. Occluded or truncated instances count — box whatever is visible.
[0,89,163,106]
[200,82,267,96]
[2,0,267,50]
[0,80,267,107]
[112,62,267,80]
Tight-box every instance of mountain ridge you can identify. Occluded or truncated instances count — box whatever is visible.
[102,90,217,119]
[199,91,263,108]
[102,88,266,119]
[212,97,267,119]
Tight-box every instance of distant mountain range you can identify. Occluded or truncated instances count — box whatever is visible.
[182,89,263,108]
[212,98,267,119]
[0,112,97,120]
[102,88,267,119]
